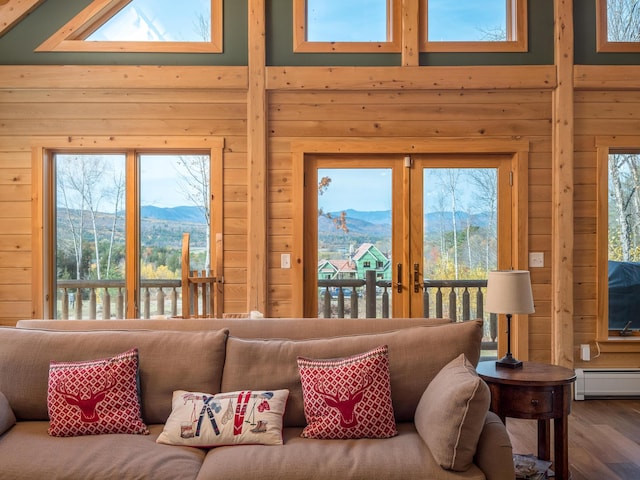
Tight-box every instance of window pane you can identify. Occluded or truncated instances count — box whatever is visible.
[139,154,210,318]
[87,0,211,42]
[317,168,392,317]
[606,0,640,42]
[608,153,640,332]
[422,168,498,279]
[427,0,507,42]
[307,0,388,42]
[55,153,126,319]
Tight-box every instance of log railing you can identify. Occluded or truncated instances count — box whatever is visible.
[318,271,497,352]
[56,279,182,320]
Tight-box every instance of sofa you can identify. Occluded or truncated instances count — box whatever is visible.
[0,317,515,480]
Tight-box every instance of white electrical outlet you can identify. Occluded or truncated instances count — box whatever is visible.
[580,344,590,361]
[281,253,291,269]
[529,252,544,268]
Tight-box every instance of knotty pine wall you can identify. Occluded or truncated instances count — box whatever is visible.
[266,87,555,363]
[1,64,639,367]
[0,66,249,326]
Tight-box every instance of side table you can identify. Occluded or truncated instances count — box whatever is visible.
[476,361,576,480]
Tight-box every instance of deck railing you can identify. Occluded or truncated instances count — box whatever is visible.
[56,273,497,352]
[56,279,182,319]
[318,271,497,353]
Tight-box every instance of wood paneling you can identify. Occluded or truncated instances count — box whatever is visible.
[0,69,248,326]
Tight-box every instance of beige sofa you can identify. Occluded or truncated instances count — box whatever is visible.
[0,318,514,480]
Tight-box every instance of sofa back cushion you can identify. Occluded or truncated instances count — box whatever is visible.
[0,328,228,424]
[221,320,482,427]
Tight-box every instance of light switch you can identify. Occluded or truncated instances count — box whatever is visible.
[281,253,291,269]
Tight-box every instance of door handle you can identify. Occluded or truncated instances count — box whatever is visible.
[396,263,403,293]
[414,263,421,293]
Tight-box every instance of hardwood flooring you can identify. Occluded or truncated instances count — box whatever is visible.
[505,399,640,479]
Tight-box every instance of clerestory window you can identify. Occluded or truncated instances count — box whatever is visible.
[421,0,528,52]
[597,0,640,52]
[37,0,222,53]
[293,0,401,53]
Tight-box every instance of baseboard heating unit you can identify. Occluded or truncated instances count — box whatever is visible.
[574,368,640,400]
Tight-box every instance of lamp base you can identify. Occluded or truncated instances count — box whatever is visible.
[496,355,523,369]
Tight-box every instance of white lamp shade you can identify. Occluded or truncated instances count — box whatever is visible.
[486,270,535,315]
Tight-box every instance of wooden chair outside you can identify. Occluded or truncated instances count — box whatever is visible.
[181,232,224,318]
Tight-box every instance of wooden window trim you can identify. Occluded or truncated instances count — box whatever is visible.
[36,0,223,53]
[596,136,640,341]
[596,0,640,53]
[293,0,401,53]
[31,135,224,319]
[420,0,528,53]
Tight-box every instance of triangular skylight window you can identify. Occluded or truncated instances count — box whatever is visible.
[37,0,222,53]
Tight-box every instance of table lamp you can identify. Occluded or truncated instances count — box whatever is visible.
[486,270,535,368]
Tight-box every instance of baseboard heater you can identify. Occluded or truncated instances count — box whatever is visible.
[574,368,640,400]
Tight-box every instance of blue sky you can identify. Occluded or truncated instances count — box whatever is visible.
[88,0,506,43]
[88,0,210,42]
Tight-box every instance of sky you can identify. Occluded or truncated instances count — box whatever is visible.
[88,0,210,42]
[86,0,506,44]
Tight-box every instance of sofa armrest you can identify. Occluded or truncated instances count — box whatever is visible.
[0,391,17,436]
[474,411,514,480]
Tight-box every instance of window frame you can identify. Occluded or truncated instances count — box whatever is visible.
[420,0,528,53]
[596,137,640,340]
[32,136,224,320]
[596,0,640,53]
[292,0,401,53]
[36,0,223,53]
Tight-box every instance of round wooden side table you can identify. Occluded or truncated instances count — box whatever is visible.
[476,361,576,480]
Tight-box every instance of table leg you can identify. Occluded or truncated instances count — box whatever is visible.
[554,415,570,480]
[537,418,550,461]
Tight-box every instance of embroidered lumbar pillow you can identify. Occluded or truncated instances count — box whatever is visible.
[47,348,149,437]
[297,345,397,439]
[156,389,289,447]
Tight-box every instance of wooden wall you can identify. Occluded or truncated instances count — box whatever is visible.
[0,56,640,367]
[0,66,249,325]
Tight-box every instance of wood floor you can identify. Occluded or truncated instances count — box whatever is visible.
[505,399,640,479]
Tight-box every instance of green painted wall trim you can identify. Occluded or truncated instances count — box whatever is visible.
[0,0,248,66]
[2,0,639,67]
[575,0,640,65]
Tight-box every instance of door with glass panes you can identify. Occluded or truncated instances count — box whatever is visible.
[304,154,513,354]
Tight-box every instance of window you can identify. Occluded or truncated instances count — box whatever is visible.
[421,0,528,52]
[37,0,222,53]
[597,0,640,52]
[293,0,401,52]
[598,144,640,337]
[33,137,223,320]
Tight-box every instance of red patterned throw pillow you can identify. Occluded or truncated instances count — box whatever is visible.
[47,348,149,437]
[297,345,397,439]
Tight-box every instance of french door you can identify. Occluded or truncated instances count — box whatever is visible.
[304,153,513,319]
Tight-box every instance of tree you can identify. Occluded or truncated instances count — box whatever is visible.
[607,0,640,42]
[318,176,348,233]
[175,155,211,269]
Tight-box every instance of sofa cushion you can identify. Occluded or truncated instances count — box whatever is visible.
[157,389,289,447]
[297,345,397,439]
[0,391,16,436]
[0,327,228,424]
[414,353,490,472]
[198,423,488,480]
[47,348,148,437]
[0,422,205,480]
[221,320,483,427]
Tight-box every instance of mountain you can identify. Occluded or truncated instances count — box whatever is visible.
[325,209,493,235]
[140,205,206,224]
